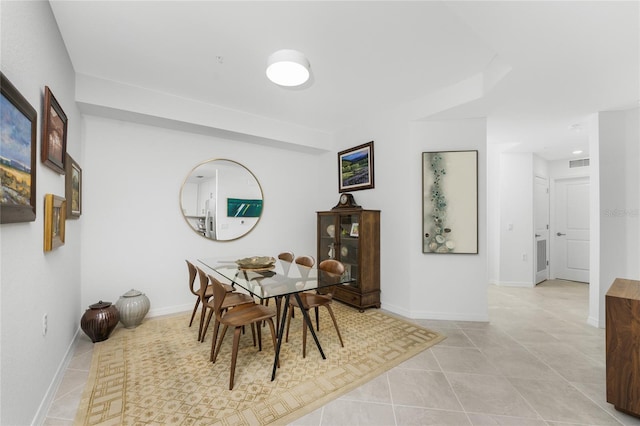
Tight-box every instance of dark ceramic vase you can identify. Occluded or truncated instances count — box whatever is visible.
[80,301,120,343]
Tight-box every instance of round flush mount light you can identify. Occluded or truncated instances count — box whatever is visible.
[266,49,310,87]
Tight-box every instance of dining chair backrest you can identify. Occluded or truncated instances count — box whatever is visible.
[318,259,345,276]
[210,275,229,321]
[278,252,295,262]
[295,255,315,268]
[186,260,198,296]
[195,266,211,299]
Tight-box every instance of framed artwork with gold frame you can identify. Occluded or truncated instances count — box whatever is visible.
[44,194,66,251]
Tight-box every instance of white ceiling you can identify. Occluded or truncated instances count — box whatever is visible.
[49,1,639,161]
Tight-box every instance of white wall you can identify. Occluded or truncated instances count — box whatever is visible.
[594,108,640,326]
[407,119,488,321]
[0,2,83,424]
[80,116,327,314]
[498,153,534,287]
[333,112,489,321]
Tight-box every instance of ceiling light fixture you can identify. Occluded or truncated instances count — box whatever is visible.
[266,49,310,87]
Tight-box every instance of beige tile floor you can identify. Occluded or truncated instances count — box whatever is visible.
[44,280,640,425]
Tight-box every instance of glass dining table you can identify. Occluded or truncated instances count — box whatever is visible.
[197,256,354,381]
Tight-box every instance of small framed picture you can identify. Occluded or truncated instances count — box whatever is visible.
[338,141,374,192]
[44,194,66,252]
[42,86,68,174]
[350,223,359,237]
[65,153,82,218]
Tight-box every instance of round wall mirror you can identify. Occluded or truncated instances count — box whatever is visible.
[180,159,263,241]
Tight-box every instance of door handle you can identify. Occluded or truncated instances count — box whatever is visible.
[557,232,566,236]
[535,234,541,237]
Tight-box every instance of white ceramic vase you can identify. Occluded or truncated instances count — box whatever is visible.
[115,289,150,329]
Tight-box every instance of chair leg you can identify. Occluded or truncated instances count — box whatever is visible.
[315,306,320,331]
[325,305,344,347]
[213,325,229,363]
[274,297,282,331]
[210,320,221,362]
[201,309,214,342]
[189,298,200,327]
[285,305,294,342]
[251,323,257,347]
[256,322,262,351]
[229,327,242,390]
[197,303,207,341]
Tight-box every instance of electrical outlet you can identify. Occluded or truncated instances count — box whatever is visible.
[42,313,48,336]
[522,254,527,261]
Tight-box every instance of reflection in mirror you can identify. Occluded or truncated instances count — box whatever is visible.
[180,159,263,241]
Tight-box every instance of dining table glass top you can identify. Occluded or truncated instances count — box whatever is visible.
[197,256,353,299]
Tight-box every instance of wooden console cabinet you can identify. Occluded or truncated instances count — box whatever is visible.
[606,278,640,418]
[317,208,380,311]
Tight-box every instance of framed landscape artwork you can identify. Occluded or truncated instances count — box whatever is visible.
[338,141,374,192]
[422,150,478,254]
[42,86,67,174]
[44,194,66,251]
[0,72,37,224]
[65,153,82,218]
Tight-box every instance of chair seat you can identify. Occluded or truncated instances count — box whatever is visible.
[222,304,276,327]
[220,292,254,309]
[291,292,331,309]
[204,282,234,298]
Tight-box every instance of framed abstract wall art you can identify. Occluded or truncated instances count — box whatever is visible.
[338,141,374,192]
[42,86,67,174]
[65,153,82,218]
[422,150,478,254]
[44,194,66,251]
[1,72,37,224]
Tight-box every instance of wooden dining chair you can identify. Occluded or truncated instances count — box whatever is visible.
[278,252,295,262]
[262,251,295,329]
[185,260,202,327]
[186,260,237,329]
[285,257,345,358]
[195,267,253,343]
[209,276,278,390]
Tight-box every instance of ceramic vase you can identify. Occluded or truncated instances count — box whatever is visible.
[115,289,150,329]
[80,301,119,343]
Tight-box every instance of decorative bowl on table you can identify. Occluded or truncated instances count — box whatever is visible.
[236,256,276,270]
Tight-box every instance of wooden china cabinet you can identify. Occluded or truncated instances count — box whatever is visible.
[317,195,380,311]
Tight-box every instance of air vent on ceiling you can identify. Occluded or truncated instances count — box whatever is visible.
[569,158,590,168]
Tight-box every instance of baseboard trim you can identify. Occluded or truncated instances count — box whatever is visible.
[495,281,535,288]
[33,327,82,426]
[382,302,489,322]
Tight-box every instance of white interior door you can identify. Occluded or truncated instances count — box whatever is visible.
[552,177,590,283]
[534,176,549,284]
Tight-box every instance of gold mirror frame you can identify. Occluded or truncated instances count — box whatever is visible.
[180,159,263,241]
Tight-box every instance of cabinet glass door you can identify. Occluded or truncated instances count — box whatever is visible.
[338,214,359,287]
[319,213,360,287]
[319,214,338,261]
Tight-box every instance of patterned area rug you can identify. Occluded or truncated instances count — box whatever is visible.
[75,301,444,425]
